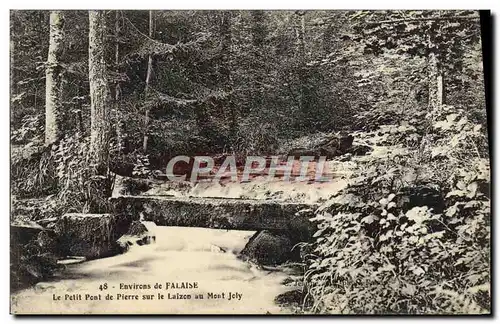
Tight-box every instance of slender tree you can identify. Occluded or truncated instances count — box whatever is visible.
[295,10,309,123]
[10,13,16,111]
[89,10,112,175]
[114,10,124,154]
[250,10,266,113]
[44,10,65,145]
[142,10,155,153]
[220,11,237,141]
[427,31,446,113]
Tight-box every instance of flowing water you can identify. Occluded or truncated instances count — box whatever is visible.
[11,223,295,314]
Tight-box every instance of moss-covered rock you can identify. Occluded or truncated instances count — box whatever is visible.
[10,224,61,291]
[55,213,132,259]
[240,230,294,265]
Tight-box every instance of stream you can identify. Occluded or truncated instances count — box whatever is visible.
[11,223,296,314]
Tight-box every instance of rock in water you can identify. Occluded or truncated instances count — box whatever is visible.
[117,221,156,250]
[240,230,293,265]
[55,213,132,259]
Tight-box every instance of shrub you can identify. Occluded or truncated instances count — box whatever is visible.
[303,105,490,314]
[54,133,113,214]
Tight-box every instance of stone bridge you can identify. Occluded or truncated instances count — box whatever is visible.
[110,195,318,231]
[18,194,319,262]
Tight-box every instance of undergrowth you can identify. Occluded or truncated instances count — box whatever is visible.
[302,104,490,314]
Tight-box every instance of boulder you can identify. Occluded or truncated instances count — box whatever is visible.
[317,134,354,158]
[112,174,193,197]
[112,175,153,196]
[274,289,305,308]
[35,230,59,252]
[287,134,355,160]
[288,148,319,159]
[54,213,132,259]
[284,208,315,243]
[10,222,45,246]
[240,208,315,265]
[10,223,61,290]
[349,144,373,156]
[117,221,156,250]
[240,230,294,265]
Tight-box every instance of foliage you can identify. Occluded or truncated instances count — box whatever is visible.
[303,104,490,314]
[9,10,490,312]
[132,154,152,177]
[11,114,44,144]
[11,145,57,199]
[53,133,113,213]
[349,10,481,64]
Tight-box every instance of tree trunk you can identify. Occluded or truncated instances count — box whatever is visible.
[89,10,112,175]
[296,11,308,120]
[250,10,266,114]
[427,30,445,115]
[10,32,15,110]
[221,11,236,142]
[428,51,444,113]
[114,10,124,154]
[322,23,333,54]
[142,10,154,153]
[44,11,65,146]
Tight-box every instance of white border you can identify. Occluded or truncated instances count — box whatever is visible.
[1,1,498,323]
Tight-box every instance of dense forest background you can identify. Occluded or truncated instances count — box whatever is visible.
[11,11,486,167]
[10,10,490,314]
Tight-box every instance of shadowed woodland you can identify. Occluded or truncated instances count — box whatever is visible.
[10,10,490,314]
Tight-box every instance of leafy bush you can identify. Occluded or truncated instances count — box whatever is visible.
[53,133,113,214]
[233,118,280,155]
[11,114,44,144]
[11,144,57,199]
[303,106,490,314]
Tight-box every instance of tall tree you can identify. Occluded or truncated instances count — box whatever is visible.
[44,10,65,145]
[220,11,236,141]
[427,35,445,112]
[250,10,266,113]
[89,10,112,175]
[114,10,124,154]
[10,13,16,112]
[142,10,155,153]
[295,10,309,123]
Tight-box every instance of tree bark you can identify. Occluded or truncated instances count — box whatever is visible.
[44,11,65,146]
[250,10,266,114]
[114,10,124,154]
[322,23,333,54]
[142,10,154,153]
[89,10,112,175]
[221,11,236,141]
[428,50,445,114]
[10,31,15,110]
[295,11,308,121]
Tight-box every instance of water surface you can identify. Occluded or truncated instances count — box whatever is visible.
[11,224,293,314]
